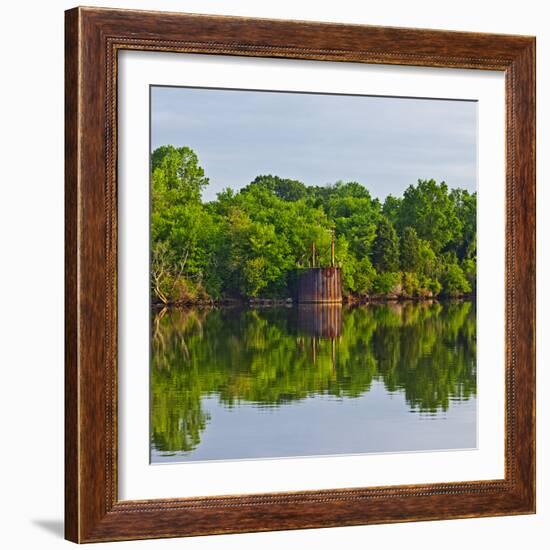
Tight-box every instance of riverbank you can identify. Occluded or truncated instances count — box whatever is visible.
[152,293,475,309]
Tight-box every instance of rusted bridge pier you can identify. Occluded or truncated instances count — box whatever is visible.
[297,267,342,304]
[297,234,342,304]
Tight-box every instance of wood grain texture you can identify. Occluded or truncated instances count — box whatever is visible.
[64,6,536,543]
[64,7,79,543]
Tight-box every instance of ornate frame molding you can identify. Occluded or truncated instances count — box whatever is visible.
[65,7,535,542]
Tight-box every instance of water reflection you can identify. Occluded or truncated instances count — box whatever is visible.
[296,304,342,339]
[151,301,476,461]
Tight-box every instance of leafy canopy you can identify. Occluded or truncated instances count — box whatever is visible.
[150,146,476,302]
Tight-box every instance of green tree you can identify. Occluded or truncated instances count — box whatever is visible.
[150,145,476,302]
[462,258,477,293]
[372,218,400,272]
[151,145,209,203]
[150,146,225,302]
[400,226,421,271]
[397,179,461,253]
[417,240,437,277]
[372,271,401,294]
[249,175,308,202]
[440,263,471,297]
[382,194,402,225]
[450,188,477,260]
[402,271,420,297]
[354,256,377,295]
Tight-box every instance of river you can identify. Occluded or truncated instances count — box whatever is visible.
[150,301,477,463]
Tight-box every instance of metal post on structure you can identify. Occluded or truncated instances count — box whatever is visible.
[331,230,335,267]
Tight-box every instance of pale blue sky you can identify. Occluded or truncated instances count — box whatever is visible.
[151,86,477,203]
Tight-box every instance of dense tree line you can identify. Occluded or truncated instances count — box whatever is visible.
[151,145,476,303]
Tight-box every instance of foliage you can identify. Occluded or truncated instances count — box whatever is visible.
[400,226,421,272]
[440,263,472,297]
[396,179,462,253]
[401,272,420,297]
[372,271,401,295]
[249,174,308,202]
[372,218,400,272]
[450,188,477,260]
[354,256,378,295]
[150,146,476,302]
[462,258,477,293]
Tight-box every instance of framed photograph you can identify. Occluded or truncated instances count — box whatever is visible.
[65,7,535,543]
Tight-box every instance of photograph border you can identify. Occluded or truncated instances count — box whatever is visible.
[65,6,535,543]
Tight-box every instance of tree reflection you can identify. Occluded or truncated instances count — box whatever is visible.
[151,301,476,454]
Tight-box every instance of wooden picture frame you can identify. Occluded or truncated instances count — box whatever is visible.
[65,6,536,543]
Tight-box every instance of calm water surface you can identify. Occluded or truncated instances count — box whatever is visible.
[150,301,477,463]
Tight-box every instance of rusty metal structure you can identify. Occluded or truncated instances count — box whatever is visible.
[295,230,343,304]
[297,232,342,304]
[297,267,342,304]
